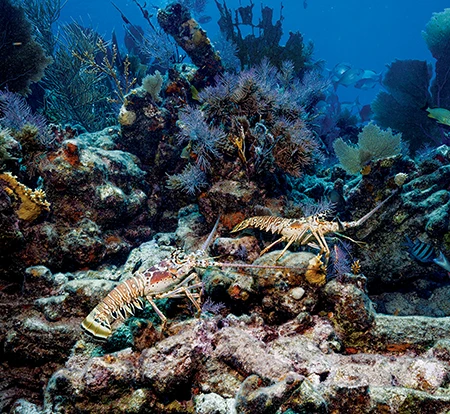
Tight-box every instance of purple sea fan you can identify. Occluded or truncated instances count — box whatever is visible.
[329,241,352,279]
[301,197,335,218]
[0,90,52,147]
[177,106,225,171]
[166,163,207,195]
[201,298,226,315]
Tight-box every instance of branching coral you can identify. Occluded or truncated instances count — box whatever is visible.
[0,172,50,221]
[333,122,402,174]
[17,0,66,56]
[73,38,137,103]
[43,23,115,131]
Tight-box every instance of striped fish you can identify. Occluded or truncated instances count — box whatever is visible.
[405,236,450,273]
[404,236,436,263]
[434,251,450,272]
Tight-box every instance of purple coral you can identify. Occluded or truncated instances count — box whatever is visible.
[177,106,224,171]
[328,240,353,279]
[0,90,52,147]
[166,163,208,195]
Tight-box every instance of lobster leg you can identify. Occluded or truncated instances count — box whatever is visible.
[179,286,202,315]
[275,237,297,261]
[310,227,331,264]
[146,296,168,330]
[260,236,288,256]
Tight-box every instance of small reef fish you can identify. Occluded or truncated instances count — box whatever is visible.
[404,236,435,263]
[329,62,352,83]
[434,251,450,272]
[426,107,450,127]
[197,15,212,24]
[329,63,382,89]
[404,236,450,272]
[354,70,382,90]
[338,68,365,87]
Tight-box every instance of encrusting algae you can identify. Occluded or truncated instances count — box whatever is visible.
[0,172,50,221]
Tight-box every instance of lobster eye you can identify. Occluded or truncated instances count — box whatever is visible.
[175,252,186,263]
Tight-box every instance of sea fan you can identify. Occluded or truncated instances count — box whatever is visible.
[166,163,208,195]
[213,35,240,72]
[177,106,224,170]
[300,197,335,218]
[0,90,52,147]
[328,240,352,279]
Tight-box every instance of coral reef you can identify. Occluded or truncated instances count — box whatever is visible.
[333,122,402,174]
[0,127,153,281]
[5,3,450,414]
[157,2,223,86]
[0,172,50,221]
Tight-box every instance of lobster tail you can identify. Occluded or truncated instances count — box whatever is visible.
[231,216,293,234]
[81,307,112,340]
[81,275,146,340]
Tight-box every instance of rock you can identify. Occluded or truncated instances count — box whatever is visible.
[213,326,293,382]
[194,393,235,414]
[285,379,328,413]
[323,276,376,345]
[212,236,261,263]
[10,399,43,414]
[234,373,304,414]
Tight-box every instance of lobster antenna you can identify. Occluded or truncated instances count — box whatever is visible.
[201,215,221,252]
[354,190,397,227]
[213,261,308,271]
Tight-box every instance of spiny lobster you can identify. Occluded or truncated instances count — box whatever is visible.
[231,191,396,263]
[81,217,299,340]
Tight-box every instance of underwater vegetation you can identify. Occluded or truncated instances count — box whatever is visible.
[167,60,327,192]
[3,1,450,413]
[372,8,450,150]
[0,0,52,94]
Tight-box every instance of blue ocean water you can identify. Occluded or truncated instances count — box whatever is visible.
[60,0,449,104]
